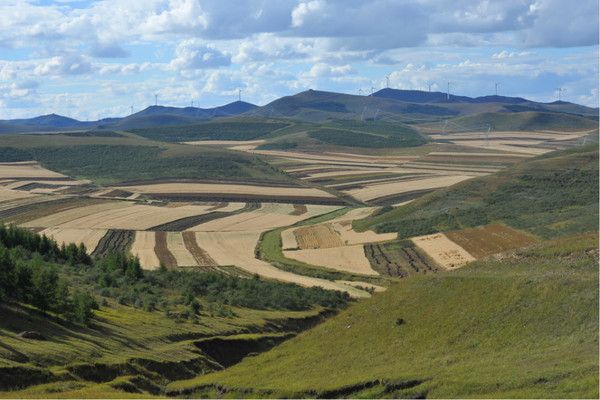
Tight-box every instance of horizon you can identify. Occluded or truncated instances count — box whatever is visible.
[0,1,598,120]
[3,87,597,122]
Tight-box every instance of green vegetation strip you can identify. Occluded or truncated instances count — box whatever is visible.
[169,233,599,398]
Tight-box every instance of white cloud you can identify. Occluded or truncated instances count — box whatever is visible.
[34,54,92,76]
[169,40,231,70]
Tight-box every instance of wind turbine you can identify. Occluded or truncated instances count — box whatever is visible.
[556,87,566,101]
[385,74,391,89]
[238,89,242,102]
[494,82,500,96]
[446,82,452,100]
[154,94,158,106]
[370,86,375,96]
[427,82,434,92]
[358,88,363,96]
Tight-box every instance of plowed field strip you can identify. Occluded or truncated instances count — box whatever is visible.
[91,229,135,258]
[154,231,177,269]
[364,242,438,277]
[149,213,224,231]
[182,231,217,266]
[1,198,104,225]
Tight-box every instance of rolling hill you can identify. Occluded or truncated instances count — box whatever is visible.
[167,146,599,398]
[355,145,598,239]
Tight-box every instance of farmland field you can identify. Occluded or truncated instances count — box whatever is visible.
[445,224,537,258]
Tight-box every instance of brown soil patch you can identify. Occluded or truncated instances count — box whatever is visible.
[182,231,217,266]
[445,224,537,258]
[154,231,177,269]
[294,224,344,249]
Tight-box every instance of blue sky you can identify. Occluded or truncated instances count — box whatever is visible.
[0,0,598,120]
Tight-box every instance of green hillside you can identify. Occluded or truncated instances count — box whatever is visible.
[354,145,599,239]
[445,111,597,132]
[0,133,293,185]
[169,233,598,398]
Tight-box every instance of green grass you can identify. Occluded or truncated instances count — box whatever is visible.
[446,111,597,132]
[0,142,293,185]
[354,145,599,239]
[129,120,290,142]
[169,233,599,398]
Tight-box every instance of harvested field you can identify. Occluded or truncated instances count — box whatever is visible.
[40,227,107,254]
[364,241,438,277]
[0,161,66,179]
[149,212,220,231]
[99,189,133,198]
[331,221,397,245]
[294,224,344,249]
[3,197,106,225]
[190,203,340,232]
[345,175,472,202]
[154,231,177,269]
[22,201,130,228]
[113,182,335,199]
[193,230,369,297]
[290,204,307,215]
[183,139,266,146]
[283,245,378,276]
[182,231,216,266]
[92,229,135,258]
[32,203,217,230]
[130,231,160,270]
[0,187,37,202]
[450,140,552,155]
[280,228,299,250]
[411,233,475,270]
[166,232,197,267]
[445,224,537,258]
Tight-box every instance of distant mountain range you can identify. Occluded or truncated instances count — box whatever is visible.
[0,89,596,133]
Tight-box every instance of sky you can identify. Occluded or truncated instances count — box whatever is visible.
[0,0,598,120]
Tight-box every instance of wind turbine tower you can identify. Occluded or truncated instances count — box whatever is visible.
[130,105,133,115]
[385,74,390,89]
[238,89,242,102]
[427,82,433,92]
[446,82,452,100]
[495,82,500,96]
[154,94,158,106]
[556,87,566,101]
[358,88,363,96]
[370,86,375,96]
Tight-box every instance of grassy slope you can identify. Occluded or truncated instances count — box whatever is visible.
[446,111,597,132]
[0,133,293,185]
[354,145,599,239]
[0,298,328,397]
[169,233,599,398]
